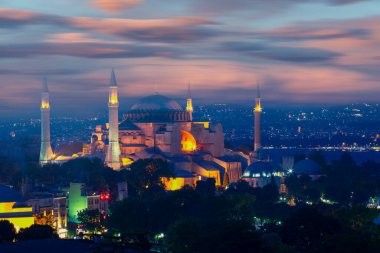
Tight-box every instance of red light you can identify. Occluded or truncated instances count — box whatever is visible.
[100,193,110,201]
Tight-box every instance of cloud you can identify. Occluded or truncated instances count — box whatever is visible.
[188,0,371,15]
[0,8,220,44]
[0,43,180,59]
[222,42,340,63]
[89,0,143,12]
[69,16,218,42]
[0,68,86,76]
[256,27,370,41]
[0,8,66,27]
[277,17,380,77]
[45,33,122,44]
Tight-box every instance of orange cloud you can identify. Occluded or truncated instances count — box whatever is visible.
[45,33,128,44]
[89,0,143,12]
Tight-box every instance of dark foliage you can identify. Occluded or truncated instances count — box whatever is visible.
[17,224,54,241]
[0,220,16,242]
[165,219,262,253]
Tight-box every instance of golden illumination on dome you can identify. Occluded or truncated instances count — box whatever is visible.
[181,130,197,152]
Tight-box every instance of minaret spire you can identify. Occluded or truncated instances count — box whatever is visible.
[256,82,260,99]
[187,81,191,98]
[186,81,194,121]
[105,69,121,170]
[39,77,54,165]
[42,77,49,92]
[254,81,262,153]
[110,68,117,87]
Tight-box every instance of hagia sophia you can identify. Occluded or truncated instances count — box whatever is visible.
[39,70,322,190]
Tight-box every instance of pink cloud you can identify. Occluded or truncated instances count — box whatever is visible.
[89,0,143,12]
[0,8,39,21]
[45,33,127,44]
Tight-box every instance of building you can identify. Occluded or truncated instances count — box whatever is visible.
[84,92,233,188]
[292,159,323,180]
[0,185,34,231]
[39,78,54,165]
[68,183,109,222]
[40,70,245,190]
[81,71,245,189]
[241,161,284,188]
[27,190,67,236]
[117,182,128,201]
[253,84,262,155]
[105,69,121,170]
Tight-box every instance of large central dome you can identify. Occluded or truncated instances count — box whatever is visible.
[123,94,190,122]
[131,94,183,111]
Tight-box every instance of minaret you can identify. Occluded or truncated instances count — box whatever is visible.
[105,69,121,170]
[254,83,262,152]
[186,82,194,121]
[39,77,54,165]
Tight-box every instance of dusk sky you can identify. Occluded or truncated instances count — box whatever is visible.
[0,0,379,117]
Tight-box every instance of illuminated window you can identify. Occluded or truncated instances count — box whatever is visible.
[181,130,197,152]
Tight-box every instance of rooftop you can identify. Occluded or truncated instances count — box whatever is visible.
[130,94,183,111]
[0,184,25,203]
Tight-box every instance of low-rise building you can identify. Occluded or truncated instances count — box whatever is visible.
[0,184,34,231]
[68,183,109,222]
[27,191,67,235]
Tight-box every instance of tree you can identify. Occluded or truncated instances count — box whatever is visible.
[0,220,16,242]
[77,209,103,233]
[165,219,202,253]
[321,231,379,253]
[17,224,54,241]
[309,151,328,172]
[324,153,375,205]
[165,219,262,253]
[127,159,175,196]
[108,198,148,234]
[195,178,216,196]
[200,220,262,253]
[225,180,255,194]
[280,207,342,252]
[34,212,54,227]
[257,182,279,205]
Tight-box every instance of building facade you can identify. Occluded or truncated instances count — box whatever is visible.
[68,183,109,222]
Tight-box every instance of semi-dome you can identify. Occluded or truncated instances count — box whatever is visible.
[242,161,283,178]
[131,94,183,111]
[293,159,322,175]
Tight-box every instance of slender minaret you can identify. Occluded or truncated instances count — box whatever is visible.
[105,69,121,170]
[254,83,262,152]
[186,82,194,121]
[39,78,54,165]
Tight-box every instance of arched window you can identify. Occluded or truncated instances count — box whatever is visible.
[180,130,197,152]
